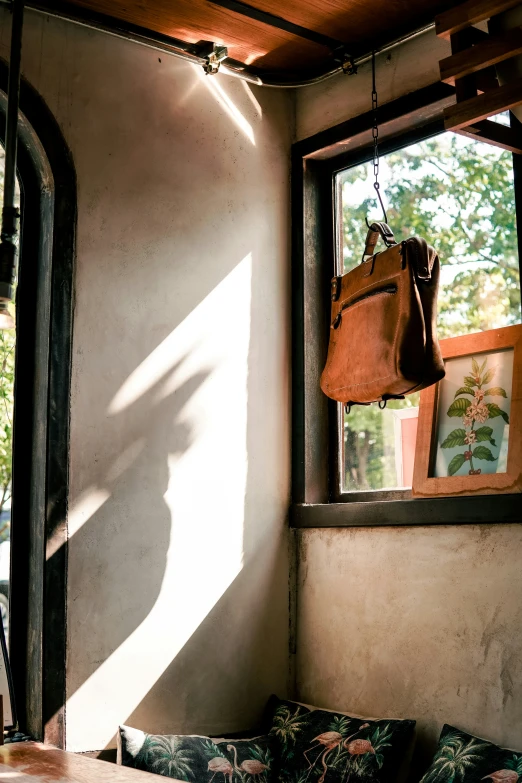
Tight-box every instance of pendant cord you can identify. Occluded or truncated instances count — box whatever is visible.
[370,49,387,225]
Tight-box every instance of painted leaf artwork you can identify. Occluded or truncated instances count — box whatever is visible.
[441,356,508,476]
[433,351,513,479]
[267,697,415,783]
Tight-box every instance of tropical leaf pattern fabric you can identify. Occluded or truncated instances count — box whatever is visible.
[117,725,277,782]
[420,725,522,783]
[266,697,415,783]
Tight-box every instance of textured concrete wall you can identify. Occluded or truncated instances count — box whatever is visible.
[295,27,450,141]
[0,8,293,752]
[296,526,522,777]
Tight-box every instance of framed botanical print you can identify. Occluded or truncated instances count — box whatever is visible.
[412,325,522,498]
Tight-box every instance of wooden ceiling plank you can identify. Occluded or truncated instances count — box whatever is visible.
[207,0,345,50]
[436,0,522,40]
[40,0,468,77]
[250,0,458,47]
[59,0,330,71]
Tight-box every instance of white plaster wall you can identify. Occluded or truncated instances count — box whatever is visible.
[295,27,450,141]
[0,8,293,752]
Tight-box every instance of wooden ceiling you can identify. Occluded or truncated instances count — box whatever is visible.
[41,0,461,79]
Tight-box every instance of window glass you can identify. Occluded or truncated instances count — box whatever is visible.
[338,132,521,493]
[0,146,19,645]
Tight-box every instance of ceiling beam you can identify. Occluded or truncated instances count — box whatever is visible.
[207,0,350,53]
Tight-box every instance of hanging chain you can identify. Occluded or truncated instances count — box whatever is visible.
[370,50,387,225]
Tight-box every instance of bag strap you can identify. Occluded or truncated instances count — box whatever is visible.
[362,221,397,261]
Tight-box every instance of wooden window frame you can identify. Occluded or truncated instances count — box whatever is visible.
[291,81,522,527]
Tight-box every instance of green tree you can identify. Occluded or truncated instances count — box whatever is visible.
[341,134,520,338]
[340,132,521,491]
[0,321,14,542]
[343,395,418,491]
[0,147,16,542]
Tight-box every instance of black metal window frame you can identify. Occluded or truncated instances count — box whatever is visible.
[291,81,522,528]
[0,61,76,746]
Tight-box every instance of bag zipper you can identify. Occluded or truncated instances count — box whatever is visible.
[333,284,397,328]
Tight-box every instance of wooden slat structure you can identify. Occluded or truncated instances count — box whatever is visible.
[440,26,522,84]
[436,0,522,152]
[435,0,522,38]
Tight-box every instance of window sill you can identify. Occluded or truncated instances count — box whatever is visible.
[290,494,521,527]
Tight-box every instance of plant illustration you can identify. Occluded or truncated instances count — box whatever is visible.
[228,743,273,783]
[141,735,196,779]
[247,744,273,771]
[420,734,489,783]
[336,722,391,782]
[505,754,522,777]
[483,754,522,782]
[271,705,306,747]
[204,740,227,760]
[441,356,509,476]
[302,723,372,783]
[328,716,355,739]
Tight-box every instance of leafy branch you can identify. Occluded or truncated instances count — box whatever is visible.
[441,356,509,476]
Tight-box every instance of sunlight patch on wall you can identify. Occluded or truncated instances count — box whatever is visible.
[47,487,111,559]
[66,255,253,752]
[240,80,263,119]
[193,66,256,145]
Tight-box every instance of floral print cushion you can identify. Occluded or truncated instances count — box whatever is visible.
[267,697,415,783]
[420,724,522,783]
[117,724,276,782]
[215,738,276,782]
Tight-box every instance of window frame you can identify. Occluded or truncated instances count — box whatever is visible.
[0,62,76,746]
[291,81,522,527]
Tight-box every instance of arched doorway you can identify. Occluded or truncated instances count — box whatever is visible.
[0,59,76,746]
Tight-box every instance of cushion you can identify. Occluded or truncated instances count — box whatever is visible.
[420,724,522,783]
[266,697,415,783]
[117,724,277,781]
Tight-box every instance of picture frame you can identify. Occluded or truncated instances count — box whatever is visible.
[412,325,522,498]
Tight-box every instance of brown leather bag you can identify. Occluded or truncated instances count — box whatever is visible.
[320,221,445,408]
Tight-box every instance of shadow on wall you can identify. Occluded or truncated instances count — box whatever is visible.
[37,48,290,752]
[59,248,290,752]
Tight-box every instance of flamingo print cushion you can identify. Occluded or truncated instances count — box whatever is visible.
[267,697,415,783]
[420,724,522,783]
[117,724,277,782]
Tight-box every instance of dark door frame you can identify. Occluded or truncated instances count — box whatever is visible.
[0,59,76,747]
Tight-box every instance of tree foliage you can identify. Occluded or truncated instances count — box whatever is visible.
[0,320,14,541]
[0,148,16,541]
[340,133,521,491]
[341,133,520,338]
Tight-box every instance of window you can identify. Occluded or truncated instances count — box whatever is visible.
[336,131,521,495]
[0,146,20,648]
[291,82,522,524]
[0,69,76,744]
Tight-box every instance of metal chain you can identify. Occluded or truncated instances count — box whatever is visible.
[371,50,387,224]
